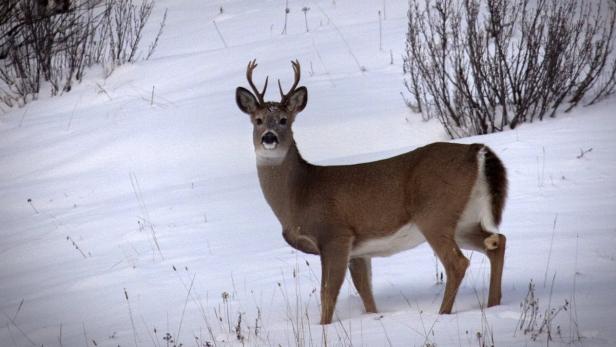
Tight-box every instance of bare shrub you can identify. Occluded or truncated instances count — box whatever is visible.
[0,0,167,110]
[515,279,574,343]
[403,0,616,138]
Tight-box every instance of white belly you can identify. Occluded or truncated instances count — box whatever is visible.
[351,223,426,257]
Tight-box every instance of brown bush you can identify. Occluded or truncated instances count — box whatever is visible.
[403,0,616,138]
[0,0,166,110]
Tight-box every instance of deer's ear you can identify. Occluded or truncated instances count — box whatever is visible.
[236,87,259,114]
[285,86,307,113]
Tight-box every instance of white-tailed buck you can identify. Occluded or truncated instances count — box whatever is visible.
[236,60,508,325]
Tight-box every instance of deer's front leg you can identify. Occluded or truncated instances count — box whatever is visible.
[349,257,377,313]
[319,236,353,325]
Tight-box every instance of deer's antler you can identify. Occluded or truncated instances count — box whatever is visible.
[278,60,301,104]
[246,59,268,106]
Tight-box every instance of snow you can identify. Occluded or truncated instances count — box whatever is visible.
[1,0,615,346]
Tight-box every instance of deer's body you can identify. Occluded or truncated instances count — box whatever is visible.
[236,60,507,324]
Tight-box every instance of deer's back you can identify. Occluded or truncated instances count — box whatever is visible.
[303,142,482,240]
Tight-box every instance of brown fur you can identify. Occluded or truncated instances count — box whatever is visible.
[236,60,508,324]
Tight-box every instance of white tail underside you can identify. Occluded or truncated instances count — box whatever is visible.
[456,147,500,251]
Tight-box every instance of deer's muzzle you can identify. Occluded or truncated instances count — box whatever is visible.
[261,131,279,149]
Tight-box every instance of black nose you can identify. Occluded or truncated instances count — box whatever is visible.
[262,132,278,144]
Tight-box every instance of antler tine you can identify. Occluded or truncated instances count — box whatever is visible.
[277,79,285,99]
[279,59,302,103]
[246,59,268,105]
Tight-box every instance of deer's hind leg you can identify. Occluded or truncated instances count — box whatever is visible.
[421,223,470,314]
[456,226,506,307]
[486,232,506,306]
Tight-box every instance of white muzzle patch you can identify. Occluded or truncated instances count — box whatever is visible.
[257,131,285,165]
[262,142,277,150]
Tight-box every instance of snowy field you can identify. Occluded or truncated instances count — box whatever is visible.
[1,0,616,346]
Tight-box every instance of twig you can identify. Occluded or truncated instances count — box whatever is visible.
[434,253,443,284]
[58,323,63,347]
[12,299,24,321]
[66,94,83,131]
[3,312,37,346]
[129,172,164,260]
[377,317,393,347]
[543,214,558,288]
[124,288,139,347]
[545,272,558,343]
[570,234,582,342]
[95,83,112,101]
[311,38,336,87]
[414,302,438,346]
[576,147,593,159]
[18,104,28,128]
[313,3,364,72]
[140,316,159,347]
[176,274,196,343]
[82,322,89,347]
[334,312,353,346]
[281,0,289,35]
[26,198,38,214]
[302,7,311,32]
[382,0,387,20]
[212,20,228,48]
[66,235,88,258]
[470,273,495,347]
[146,9,167,60]
[172,268,216,345]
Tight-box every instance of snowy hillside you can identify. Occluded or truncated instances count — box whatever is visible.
[1,0,615,346]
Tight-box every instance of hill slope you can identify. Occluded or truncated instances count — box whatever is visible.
[1,0,615,345]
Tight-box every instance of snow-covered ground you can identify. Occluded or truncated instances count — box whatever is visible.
[1,0,615,346]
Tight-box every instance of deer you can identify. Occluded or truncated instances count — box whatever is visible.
[235,60,508,325]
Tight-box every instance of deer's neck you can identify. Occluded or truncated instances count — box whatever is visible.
[256,141,310,225]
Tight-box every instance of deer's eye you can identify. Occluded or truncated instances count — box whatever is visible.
[255,118,263,125]
[279,118,288,125]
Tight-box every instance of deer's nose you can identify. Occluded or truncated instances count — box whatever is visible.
[262,132,279,145]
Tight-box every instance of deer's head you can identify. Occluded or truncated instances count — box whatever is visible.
[236,60,307,165]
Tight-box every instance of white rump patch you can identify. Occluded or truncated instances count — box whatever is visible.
[483,234,500,250]
[351,223,426,257]
[456,147,500,251]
